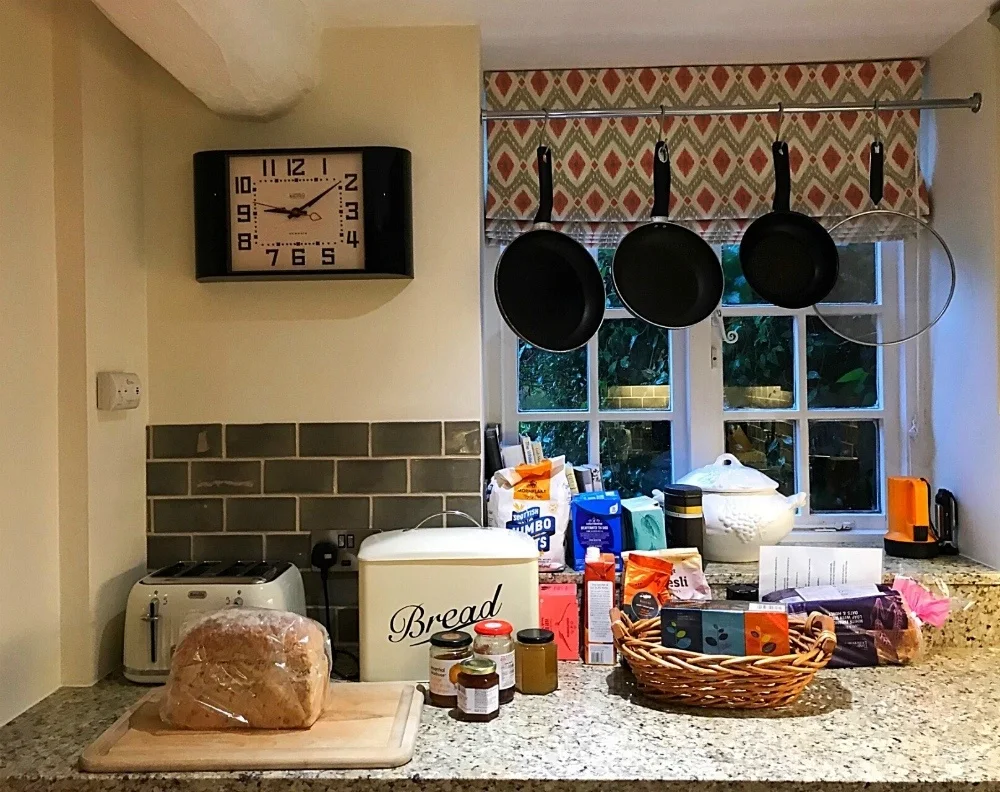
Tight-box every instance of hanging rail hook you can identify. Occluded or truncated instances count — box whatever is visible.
[872,98,882,144]
[659,104,666,143]
[712,309,739,345]
[774,101,785,143]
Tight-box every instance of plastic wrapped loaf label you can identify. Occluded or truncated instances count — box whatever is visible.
[160,608,332,730]
[488,456,571,572]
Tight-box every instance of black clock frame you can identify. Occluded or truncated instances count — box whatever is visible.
[193,146,413,281]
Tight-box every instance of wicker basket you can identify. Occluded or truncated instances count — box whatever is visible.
[611,608,838,709]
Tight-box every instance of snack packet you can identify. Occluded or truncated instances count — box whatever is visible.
[624,547,711,601]
[622,554,674,619]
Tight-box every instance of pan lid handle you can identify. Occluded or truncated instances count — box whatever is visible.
[651,140,671,219]
[771,140,791,212]
[534,146,554,224]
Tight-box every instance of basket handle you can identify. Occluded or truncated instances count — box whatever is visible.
[806,612,838,654]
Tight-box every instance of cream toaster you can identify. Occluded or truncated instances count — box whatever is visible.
[123,560,307,683]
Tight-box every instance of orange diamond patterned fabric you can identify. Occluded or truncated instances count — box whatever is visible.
[484,60,929,246]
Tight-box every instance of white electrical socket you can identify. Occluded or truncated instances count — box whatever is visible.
[310,530,360,571]
[96,371,142,411]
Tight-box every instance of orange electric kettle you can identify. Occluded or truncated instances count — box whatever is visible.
[884,477,938,559]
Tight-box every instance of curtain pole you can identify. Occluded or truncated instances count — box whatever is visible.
[480,93,981,121]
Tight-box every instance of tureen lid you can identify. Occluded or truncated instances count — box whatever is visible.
[677,453,779,493]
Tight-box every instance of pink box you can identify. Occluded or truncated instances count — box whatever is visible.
[539,583,580,661]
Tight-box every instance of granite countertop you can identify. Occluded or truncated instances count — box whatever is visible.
[542,553,1000,586]
[3,650,1000,792]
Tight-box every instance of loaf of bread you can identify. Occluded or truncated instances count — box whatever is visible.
[160,609,331,730]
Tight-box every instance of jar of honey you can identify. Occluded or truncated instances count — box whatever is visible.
[455,657,500,722]
[515,628,558,695]
[428,630,473,708]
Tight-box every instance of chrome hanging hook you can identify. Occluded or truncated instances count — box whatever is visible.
[774,101,785,143]
[872,98,882,144]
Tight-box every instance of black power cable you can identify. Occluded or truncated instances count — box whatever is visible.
[311,541,360,681]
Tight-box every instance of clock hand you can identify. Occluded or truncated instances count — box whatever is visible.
[256,202,294,215]
[293,181,341,213]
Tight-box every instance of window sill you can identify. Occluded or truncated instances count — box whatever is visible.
[540,552,1000,588]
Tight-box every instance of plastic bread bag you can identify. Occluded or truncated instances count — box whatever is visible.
[487,455,572,572]
[622,547,712,601]
[160,608,332,730]
[892,575,974,628]
[762,584,922,667]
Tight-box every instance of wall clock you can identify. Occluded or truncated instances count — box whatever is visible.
[193,146,412,281]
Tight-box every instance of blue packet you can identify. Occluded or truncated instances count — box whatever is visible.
[571,490,623,571]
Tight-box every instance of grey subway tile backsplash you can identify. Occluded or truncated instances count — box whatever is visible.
[337,459,407,494]
[153,498,223,533]
[338,607,359,643]
[265,533,312,568]
[445,422,481,455]
[299,423,369,457]
[445,495,484,526]
[264,460,335,494]
[371,422,441,457]
[146,462,188,496]
[193,533,264,562]
[300,497,370,532]
[152,425,222,459]
[146,421,483,574]
[304,571,360,608]
[226,497,296,532]
[410,458,481,493]
[147,535,192,569]
[226,423,296,458]
[191,461,261,495]
[372,495,444,531]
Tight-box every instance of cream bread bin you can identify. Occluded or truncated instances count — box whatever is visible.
[357,525,540,682]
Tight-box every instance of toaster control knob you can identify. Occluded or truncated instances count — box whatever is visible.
[233,596,244,607]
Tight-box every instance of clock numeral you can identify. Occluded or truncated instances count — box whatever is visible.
[345,201,359,221]
[321,247,336,266]
[322,157,328,176]
[266,248,279,267]
[287,158,305,177]
[262,158,276,177]
[236,204,252,223]
[346,230,360,248]
[291,248,307,266]
[234,175,253,194]
[237,232,252,251]
[344,173,359,191]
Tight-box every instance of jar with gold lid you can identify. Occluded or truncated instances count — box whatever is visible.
[455,657,500,722]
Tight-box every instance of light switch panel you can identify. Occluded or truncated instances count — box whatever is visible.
[97,371,141,411]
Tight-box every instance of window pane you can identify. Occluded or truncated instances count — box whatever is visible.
[806,317,878,408]
[722,316,794,410]
[518,421,589,466]
[596,248,624,309]
[599,421,671,498]
[721,244,766,306]
[724,420,796,496]
[808,420,880,512]
[821,243,877,304]
[598,319,671,411]
[517,341,587,411]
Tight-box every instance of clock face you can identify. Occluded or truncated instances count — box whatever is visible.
[226,151,365,271]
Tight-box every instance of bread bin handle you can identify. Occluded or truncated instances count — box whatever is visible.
[406,510,483,531]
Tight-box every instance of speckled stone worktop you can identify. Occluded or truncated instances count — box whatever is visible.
[3,650,1000,792]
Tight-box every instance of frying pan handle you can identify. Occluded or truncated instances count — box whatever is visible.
[534,146,554,224]
[772,140,791,212]
[651,140,671,218]
[869,141,884,207]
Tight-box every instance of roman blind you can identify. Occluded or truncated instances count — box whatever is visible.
[483,60,929,246]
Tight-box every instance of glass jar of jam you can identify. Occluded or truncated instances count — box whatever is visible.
[455,657,500,722]
[473,619,515,704]
[428,630,473,708]
[515,628,558,695]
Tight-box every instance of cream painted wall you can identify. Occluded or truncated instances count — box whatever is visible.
[0,0,63,724]
[927,14,1000,569]
[142,26,483,424]
[52,0,149,686]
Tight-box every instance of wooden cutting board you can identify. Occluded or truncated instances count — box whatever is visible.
[80,682,423,772]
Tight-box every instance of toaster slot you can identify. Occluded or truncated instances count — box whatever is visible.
[177,561,219,578]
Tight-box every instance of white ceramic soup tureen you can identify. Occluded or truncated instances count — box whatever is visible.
[677,454,807,563]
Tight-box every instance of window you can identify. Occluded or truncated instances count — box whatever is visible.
[497,242,904,535]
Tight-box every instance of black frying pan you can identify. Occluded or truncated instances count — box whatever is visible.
[495,146,604,352]
[612,140,723,328]
[739,141,839,309]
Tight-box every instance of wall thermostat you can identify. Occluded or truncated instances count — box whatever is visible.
[97,371,142,411]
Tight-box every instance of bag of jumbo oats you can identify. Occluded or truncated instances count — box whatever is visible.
[488,456,571,572]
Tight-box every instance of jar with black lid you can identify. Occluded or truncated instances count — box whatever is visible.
[455,657,500,722]
[428,630,473,708]
[515,628,558,695]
